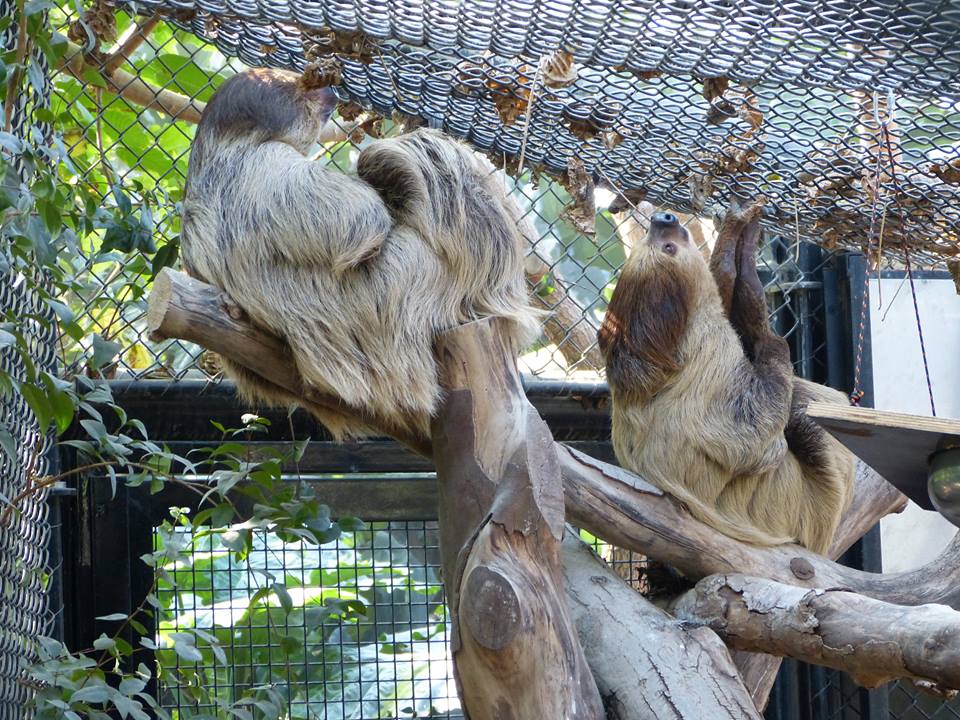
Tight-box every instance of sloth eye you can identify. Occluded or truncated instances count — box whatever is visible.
[662,242,677,256]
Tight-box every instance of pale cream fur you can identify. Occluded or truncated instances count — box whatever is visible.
[608,229,855,554]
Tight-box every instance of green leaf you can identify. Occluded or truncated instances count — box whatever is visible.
[95,613,129,621]
[0,427,15,463]
[19,382,52,434]
[0,132,23,154]
[82,68,107,89]
[70,684,112,704]
[93,634,117,652]
[150,239,179,279]
[41,372,75,435]
[91,334,121,370]
[272,582,294,615]
[24,0,55,15]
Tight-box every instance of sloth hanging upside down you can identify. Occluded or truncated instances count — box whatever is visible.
[180,68,539,440]
[598,204,855,554]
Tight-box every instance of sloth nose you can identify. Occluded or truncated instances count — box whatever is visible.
[651,211,679,227]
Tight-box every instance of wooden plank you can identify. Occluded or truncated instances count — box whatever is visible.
[807,402,960,510]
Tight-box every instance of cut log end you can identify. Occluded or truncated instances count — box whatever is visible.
[145,266,174,340]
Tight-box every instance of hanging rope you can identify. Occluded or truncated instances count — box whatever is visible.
[880,118,937,416]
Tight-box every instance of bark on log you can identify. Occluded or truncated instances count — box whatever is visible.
[560,445,912,596]
[431,318,603,720]
[561,531,761,720]
[733,457,910,709]
[674,573,960,695]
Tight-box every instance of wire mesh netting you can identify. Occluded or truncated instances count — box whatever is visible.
[154,519,458,719]
[48,1,876,381]
[0,2,56,717]
[153,513,658,719]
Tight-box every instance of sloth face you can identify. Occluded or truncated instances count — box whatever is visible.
[624,211,703,277]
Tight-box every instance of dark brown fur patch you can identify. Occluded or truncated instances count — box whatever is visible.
[784,382,832,469]
[192,70,333,166]
[598,262,693,401]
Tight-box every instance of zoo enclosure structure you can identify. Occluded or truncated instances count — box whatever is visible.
[5,0,960,718]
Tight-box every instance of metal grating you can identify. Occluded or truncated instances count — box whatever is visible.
[123,0,960,265]
[1,0,56,714]
[155,519,459,719]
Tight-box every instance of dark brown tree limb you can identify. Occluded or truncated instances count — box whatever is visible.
[61,41,206,123]
[674,573,960,696]
[431,318,603,719]
[102,15,161,75]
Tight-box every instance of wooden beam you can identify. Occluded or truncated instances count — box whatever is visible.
[808,401,960,510]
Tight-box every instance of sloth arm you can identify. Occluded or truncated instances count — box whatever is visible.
[702,217,794,476]
[244,142,394,274]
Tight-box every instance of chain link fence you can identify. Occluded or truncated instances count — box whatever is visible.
[0,2,56,716]
[39,1,960,718]
[48,1,898,382]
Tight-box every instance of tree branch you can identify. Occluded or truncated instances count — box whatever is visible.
[431,318,603,719]
[61,40,205,123]
[562,531,761,719]
[674,573,960,696]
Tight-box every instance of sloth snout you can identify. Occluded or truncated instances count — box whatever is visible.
[651,211,678,227]
[646,213,689,250]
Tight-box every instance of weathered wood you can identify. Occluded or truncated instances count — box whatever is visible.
[808,401,960,510]
[148,268,960,713]
[674,573,960,695]
[562,531,761,720]
[560,444,913,594]
[432,318,603,720]
[735,458,910,709]
[146,268,431,456]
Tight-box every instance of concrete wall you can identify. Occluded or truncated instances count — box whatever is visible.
[868,275,960,572]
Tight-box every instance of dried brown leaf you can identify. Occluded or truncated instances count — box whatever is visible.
[542,49,578,88]
[930,158,960,185]
[300,56,343,89]
[562,157,596,236]
[607,188,648,214]
[702,76,729,102]
[949,260,960,295]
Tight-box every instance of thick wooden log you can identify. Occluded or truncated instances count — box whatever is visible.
[734,454,910,708]
[674,573,960,696]
[431,318,603,720]
[561,531,761,720]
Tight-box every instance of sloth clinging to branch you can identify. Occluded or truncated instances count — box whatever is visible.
[598,202,855,554]
[180,68,538,439]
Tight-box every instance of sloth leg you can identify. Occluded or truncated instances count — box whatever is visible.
[729,216,773,360]
[708,211,741,317]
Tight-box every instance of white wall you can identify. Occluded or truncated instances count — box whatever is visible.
[869,276,960,572]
